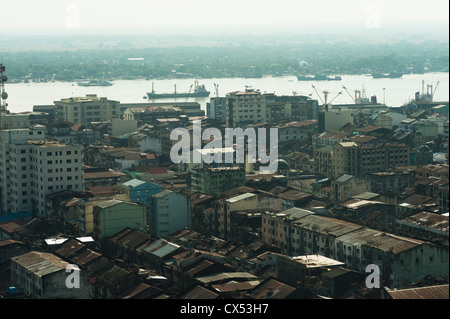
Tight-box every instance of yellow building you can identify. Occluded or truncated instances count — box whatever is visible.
[54,94,120,125]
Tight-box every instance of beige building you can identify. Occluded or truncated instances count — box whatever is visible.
[54,94,120,125]
[323,109,354,131]
[332,141,410,179]
[226,88,267,127]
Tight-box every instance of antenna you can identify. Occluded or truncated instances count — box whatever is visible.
[0,63,8,129]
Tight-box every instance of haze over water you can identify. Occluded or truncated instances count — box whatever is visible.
[5,72,448,114]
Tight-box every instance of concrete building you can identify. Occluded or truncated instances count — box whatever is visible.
[225,88,267,128]
[331,174,370,203]
[216,192,282,240]
[332,141,410,179]
[10,251,89,298]
[54,94,120,126]
[206,97,227,122]
[335,228,449,288]
[312,130,350,150]
[278,120,317,144]
[0,126,84,217]
[150,190,191,238]
[93,200,147,240]
[191,166,245,197]
[318,109,354,132]
[111,118,138,137]
[314,145,333,177]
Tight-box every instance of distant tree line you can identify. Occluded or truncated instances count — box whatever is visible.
[3,39,448,82]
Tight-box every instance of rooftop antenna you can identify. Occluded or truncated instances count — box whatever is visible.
[0,63,8,129]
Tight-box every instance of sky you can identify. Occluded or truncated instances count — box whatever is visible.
[0,0,448,35]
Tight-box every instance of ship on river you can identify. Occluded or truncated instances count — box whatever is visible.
[297,75,342,81]
[147,80,210,99]
[77,79,113,86]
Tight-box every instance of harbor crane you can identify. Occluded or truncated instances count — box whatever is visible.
[312,84,342,108]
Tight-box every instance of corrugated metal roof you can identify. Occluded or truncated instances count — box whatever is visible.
[385,284,449,299]
[292,255,345,268]
[11,251,69,278]
[122,178,146,188]
[247,278,296,299]
[293,214,362,237]
[178,285,219,299]
[226,193,255,203]
[196,272,257,284]
[141,239,180,258]
[336,228,424,254]
[213,280,261,293]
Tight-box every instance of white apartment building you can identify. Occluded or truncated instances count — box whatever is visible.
[0,126,84,217]
[226,89,267,127]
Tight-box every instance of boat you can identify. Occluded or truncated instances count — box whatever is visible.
[147,80,210,99]
[297,75,342,81]
[77,79,113,86]
[371,72,403,79]
[326,75,342,81]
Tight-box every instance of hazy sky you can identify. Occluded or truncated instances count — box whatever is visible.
[0,0,448,35]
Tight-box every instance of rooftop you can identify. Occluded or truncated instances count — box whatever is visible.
[291,255,345,268]
[336,228,425,254]
[11,251,70,277]
[226,192,256,203]
[385,284,449,299]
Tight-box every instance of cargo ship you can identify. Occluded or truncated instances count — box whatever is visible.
[297,75,342,81]
[77,79,113,86]
[147,80,210,99]
[371,72,403,79]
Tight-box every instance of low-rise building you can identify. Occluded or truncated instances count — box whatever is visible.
[150,190,191,238]
[93,200,147,240]
[10,251,89,298]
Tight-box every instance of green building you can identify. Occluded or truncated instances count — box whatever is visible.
[93,199,146,240]
[191,166,245,197]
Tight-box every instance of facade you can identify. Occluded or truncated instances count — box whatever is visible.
[368,170,415,193]
[312,130,350,150]
[332,141,410,179]
[54,94,120,126]
[278,120,317,144]
[216,192,282,240]
[319,109,354,132]
[0,126,84,217]
[150,190,191,238]
[331,174,370,203]
[335,228,449,288]
[93,200,147,240]
[314,145,333,177]
[10,251,89,298]
[226,89,267,128]
[206,97,227,122]
[191,166,245,196]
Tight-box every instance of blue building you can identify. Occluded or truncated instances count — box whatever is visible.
[120,179,163,223]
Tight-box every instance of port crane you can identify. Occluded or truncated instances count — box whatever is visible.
[312,84,342,108]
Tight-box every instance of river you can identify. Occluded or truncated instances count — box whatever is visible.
[4,72,449,114]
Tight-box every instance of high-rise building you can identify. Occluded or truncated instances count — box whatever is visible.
[331,141,410,179]
[226,89,267,128]
[54,94,120,125]
[0,126,84,217]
